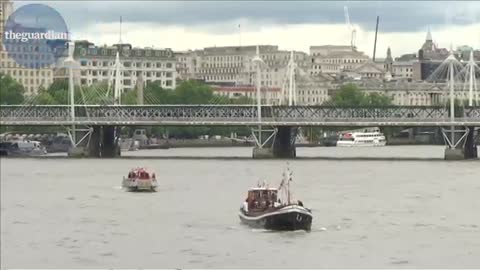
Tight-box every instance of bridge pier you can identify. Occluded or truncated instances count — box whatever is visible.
[252,126,297,159]
[442,126,478,160]
[464,126,478,159]
[273,126,297,158]
[69,125,120,158]
[101,126,121,157]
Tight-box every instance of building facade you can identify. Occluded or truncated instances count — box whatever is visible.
[332,80,476,106]
[310,45,369,76]
[175,45,310,89]
[73,41,177,91]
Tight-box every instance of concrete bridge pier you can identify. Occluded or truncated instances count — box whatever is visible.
[252,126,297,159]
[464,126,478,159]
[443,127,478,160]
[272,126,297,158]
[87,126,102,157]
[101,126,121,157]
[81,126,120,158]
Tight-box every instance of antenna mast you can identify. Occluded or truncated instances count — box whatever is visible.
[119,16,123,44]
[372,16,380,61]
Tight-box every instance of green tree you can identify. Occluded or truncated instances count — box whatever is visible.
[174,80,214,104]
[328,83,392,106]
[0,73,25,104]
[366,92,392,106]
[329,83,367,106]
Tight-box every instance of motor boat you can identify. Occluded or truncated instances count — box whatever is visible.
[122,167,158,192]
[238,167,312,231]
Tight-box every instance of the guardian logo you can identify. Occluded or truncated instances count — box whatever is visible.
[2,3,69,69]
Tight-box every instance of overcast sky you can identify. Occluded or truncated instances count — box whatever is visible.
[13,1,480,58]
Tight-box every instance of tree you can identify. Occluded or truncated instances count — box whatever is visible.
[329,83,368,106]
[366,92,392,106]
[328,83,392,106]
[174,80,214,104]
[0,73,25,105]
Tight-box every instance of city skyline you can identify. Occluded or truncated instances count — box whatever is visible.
[12,1,480,58]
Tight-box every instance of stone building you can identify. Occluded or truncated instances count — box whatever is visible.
[309,45,369,76]
[175,45,310,89]
[73,41,177,91]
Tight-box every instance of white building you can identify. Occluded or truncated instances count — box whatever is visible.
[212,85,281,104]
[296,73,332,105]
[0,0,54,95]
[392,61,415,79]
[74,41,177,90]
[175,45,310,89]
[310,45,369,76]
[335,80,476,106]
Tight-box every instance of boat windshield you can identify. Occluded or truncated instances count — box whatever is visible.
[246,189,278,210]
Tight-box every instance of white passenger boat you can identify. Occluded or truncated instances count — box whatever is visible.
[336,130,386,147]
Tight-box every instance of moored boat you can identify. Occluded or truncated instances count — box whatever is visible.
[122,167,158,192]
[238,168,312,231]
[0,140,47,156]
[336,128,386,147]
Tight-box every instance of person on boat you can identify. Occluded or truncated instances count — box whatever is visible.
[243,200,249,212]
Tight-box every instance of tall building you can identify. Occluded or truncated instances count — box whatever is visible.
[0,0,54,95]
[73,41,177,91]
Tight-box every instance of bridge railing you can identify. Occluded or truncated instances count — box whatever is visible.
[1,105,479,125]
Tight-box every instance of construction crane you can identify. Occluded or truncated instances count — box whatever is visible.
[344,6,356,50]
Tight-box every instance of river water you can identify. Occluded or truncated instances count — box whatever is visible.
[1,146,480,268]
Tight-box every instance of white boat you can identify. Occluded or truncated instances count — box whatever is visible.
[122,167,158,192]
[336,130,386,147]
[0,140,47,156]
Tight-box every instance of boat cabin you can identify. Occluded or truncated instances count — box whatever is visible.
[127,168,155,180]
[245,187,279,211]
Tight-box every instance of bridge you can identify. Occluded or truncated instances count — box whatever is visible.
[2,105,480,126]
[1,104,478,160]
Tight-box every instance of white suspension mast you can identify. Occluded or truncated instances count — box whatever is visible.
[65,41,76,144]
[344,5,356,49]
[447,51,456,144]
[113,51,122,104]
[252,45,264,143]
[467,50,477,106]
[288,51,298,106]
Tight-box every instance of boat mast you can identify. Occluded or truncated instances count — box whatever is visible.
[287,167,291,204]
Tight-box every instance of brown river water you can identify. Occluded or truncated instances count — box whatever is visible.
[1,146,480,268]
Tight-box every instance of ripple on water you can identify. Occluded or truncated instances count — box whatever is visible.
[390,259,410,265]
[12,221,28,225]
[99,252,114,257]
